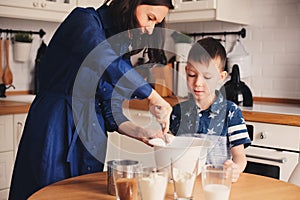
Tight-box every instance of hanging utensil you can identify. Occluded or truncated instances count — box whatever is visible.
[0,36,3,84]
[3,36,13,85]
[227,37,251,78]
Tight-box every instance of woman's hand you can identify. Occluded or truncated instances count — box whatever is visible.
[224,160,242,182]
[118,121,161,140]
[148,89,172,134]
[118,121,175,146]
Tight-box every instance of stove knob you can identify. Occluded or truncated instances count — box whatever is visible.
[260,132,267,139]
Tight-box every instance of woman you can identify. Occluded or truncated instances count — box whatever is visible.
[9,0,174,199]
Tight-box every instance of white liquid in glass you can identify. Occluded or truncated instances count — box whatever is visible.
[139,173,168,200]
[173,168,196,197]
[203,184,230,200]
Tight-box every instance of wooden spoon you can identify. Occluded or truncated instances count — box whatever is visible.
[3,38,13,85]
[0,37,3,84]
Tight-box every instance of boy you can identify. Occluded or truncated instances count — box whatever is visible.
[169,37,251,182]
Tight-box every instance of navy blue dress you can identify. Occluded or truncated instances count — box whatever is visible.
[9,5,152,200]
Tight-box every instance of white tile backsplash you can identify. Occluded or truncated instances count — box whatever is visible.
[0,0,299,99]
[273,79,298,91]
[252,78,272,90]
[0,17,59,93]
[169,0,300,99]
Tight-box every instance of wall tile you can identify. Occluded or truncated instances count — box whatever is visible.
[262,40,285,53]
[273,29,299,41]
[251,29,274,41]
[252,78,273,90]
[252,53,274,66]
[286,15,300,28]
[285,40,300,52]
[274,52,300,65]
[273,79,297,91]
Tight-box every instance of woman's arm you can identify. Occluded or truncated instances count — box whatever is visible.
[118,121,164,143]
[99,82,168,140]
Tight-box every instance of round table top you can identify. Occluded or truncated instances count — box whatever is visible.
[29,172,300,200]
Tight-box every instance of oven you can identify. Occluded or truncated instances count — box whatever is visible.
[244,122,300,181]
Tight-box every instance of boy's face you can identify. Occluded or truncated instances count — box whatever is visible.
[185,57,227,103]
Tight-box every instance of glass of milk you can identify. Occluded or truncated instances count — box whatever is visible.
[201,164,233,200]
[138,167,169,200]
[171,159,199,200]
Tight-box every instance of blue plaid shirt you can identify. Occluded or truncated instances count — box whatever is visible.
[170,92,251,164]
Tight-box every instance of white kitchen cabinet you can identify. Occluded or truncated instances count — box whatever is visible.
[0,0,76,22]
[245,121,300,181]
[0,189,9,200]
[0,115,13,153]
[167,0,251,24]
[77,0,104,8]
[13,114,28,158]
[0,114,27,200]
[0,152,14,200]
[246,121,300,151]
[0,115,14,200]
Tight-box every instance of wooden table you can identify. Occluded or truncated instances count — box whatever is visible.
[29,172,300,200]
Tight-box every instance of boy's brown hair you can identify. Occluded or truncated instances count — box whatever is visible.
[187,37,227,71]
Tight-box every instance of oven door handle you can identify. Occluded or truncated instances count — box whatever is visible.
[246,155,287,163]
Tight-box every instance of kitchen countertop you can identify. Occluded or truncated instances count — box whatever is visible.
[241,102,300,116]
[124,96,300,126]
[0,100,31,115]
[0,95,35,115]
[241,102,300,126]
[1,95,300,126]
[0,94,36,103]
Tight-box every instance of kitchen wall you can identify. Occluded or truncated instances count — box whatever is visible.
[0,0,300,99]
[0,18,60,91]
[168,0,300,99]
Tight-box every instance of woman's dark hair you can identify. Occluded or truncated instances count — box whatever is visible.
[188,37,227,70]
[104,0,174,64]
[105,0,173,30]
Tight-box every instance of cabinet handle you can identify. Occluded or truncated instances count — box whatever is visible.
[173,0,180,9]
[259,132,267,139]
[33,2,39,7]
[246,154,287,163]
[41,2,47,8]
[17,122,23,144]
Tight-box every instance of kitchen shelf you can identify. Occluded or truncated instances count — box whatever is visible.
[0,0,76,22]
[167,0,251,24]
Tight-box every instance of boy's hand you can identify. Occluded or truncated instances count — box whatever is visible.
[224,160,241,182]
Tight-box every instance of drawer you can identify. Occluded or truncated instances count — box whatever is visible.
[246,121,300,151]
[0,115,13,152]
[0,151,14,190]
[0,188,9,200]
[13,114,28,158]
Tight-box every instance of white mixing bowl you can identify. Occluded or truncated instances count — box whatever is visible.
[149,136,211,174]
